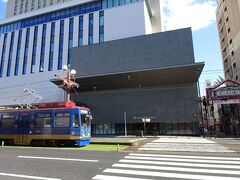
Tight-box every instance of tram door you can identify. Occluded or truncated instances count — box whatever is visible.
[17,114,30,145]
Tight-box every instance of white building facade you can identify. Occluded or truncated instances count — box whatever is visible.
[6,0,72,18]
[0,0,161,106]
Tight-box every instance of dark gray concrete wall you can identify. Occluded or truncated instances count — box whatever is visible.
[72,84,199,124]
[71,28,195,77]
[70,28,201,133]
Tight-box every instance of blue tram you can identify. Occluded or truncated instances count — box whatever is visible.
[0,102,91,146]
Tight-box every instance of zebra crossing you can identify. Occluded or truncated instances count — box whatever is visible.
[92,153,240,180]
[138,138,234,152]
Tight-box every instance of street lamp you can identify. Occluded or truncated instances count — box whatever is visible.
[59,65,79,102]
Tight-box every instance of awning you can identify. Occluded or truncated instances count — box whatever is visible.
[51,63,204,92]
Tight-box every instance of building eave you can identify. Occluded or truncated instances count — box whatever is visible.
[51,63,204,92]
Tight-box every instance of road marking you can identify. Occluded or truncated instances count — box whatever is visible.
[18,156,99,162]
[124,156,240,164]
[119,159,240,169]
[129,153,240,161]
[152,139,216,143]
[92,175,153,180]
[113,163,240,175]
[138,147,234,153]
[104,168,240,180]
[0,173,61,180]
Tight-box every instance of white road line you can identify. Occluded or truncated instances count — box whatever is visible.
[119,159,240,169]
[129,153,240,161]
[92,175,153,180]
[113,163,240,175]
[0,173,61,180]
[18,156,99,162]
[104,168,240,180]
[152,139,216,143]
[124,156,240,164]
[138,147,234,153]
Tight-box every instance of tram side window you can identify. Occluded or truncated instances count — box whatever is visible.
[35,113,51,127]
[72,115,79,128]
[1,115,15,128]
[54,113,70,127]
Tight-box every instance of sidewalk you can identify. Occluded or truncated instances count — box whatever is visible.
[91,136,150,146]
[211,137,240,153]
[91,136,240,153]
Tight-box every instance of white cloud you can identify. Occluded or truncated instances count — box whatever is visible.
[2,0,8,2]
[161,0,217,31]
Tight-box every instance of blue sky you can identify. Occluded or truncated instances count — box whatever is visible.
[0,0,223,96]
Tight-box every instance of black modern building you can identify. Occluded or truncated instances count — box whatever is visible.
[55,28,204,136]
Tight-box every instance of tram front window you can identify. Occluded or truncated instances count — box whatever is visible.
[81,114,90,127]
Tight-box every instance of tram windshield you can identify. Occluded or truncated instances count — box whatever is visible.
[81,114,90,127]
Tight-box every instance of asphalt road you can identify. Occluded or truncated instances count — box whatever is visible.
[1,138,240,180]
[0,147,127,180]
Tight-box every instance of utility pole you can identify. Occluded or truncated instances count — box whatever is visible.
[124,112,127,137]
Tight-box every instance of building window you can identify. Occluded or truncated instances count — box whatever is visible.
[0,34,8,78]
[78,16,83,47]
[14,30,22,76]
[48,22,55,71]
[6,32,15,77]
[68,18,74,66]
[58,20,64,70]
[92,124,116,135]
[22,28,30,75]
[31,26,38,73]
[39,24,47,72]
[0,1,103,35]
[88,13,94,45]
[99,11,104,43]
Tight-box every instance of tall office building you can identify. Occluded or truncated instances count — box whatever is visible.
[216,0,240,82]
[6,0,72,18]
[0,0,161,105]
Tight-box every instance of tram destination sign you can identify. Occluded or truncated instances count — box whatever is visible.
[208,86,240,99]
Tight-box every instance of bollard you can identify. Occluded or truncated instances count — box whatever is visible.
[1,141,4,147]
[117,144,120,151]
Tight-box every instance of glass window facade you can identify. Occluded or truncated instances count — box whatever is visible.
[92,122,200,136]
[31,26,38,73]
[58,20,64,70]
[99,11,104,43]
[6,32,15,77]
[0,0,143,76]
[78,16,83,47]
[39,24,47,72]
[48,22,55,71]
[0,1,102,35]
[22,28,30,75]
[68,18,73,66]
[88,13,94,45]
[14,30,22,76]
[0,34,8,78]
[102,0,141,8]
[0,0,142,35]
